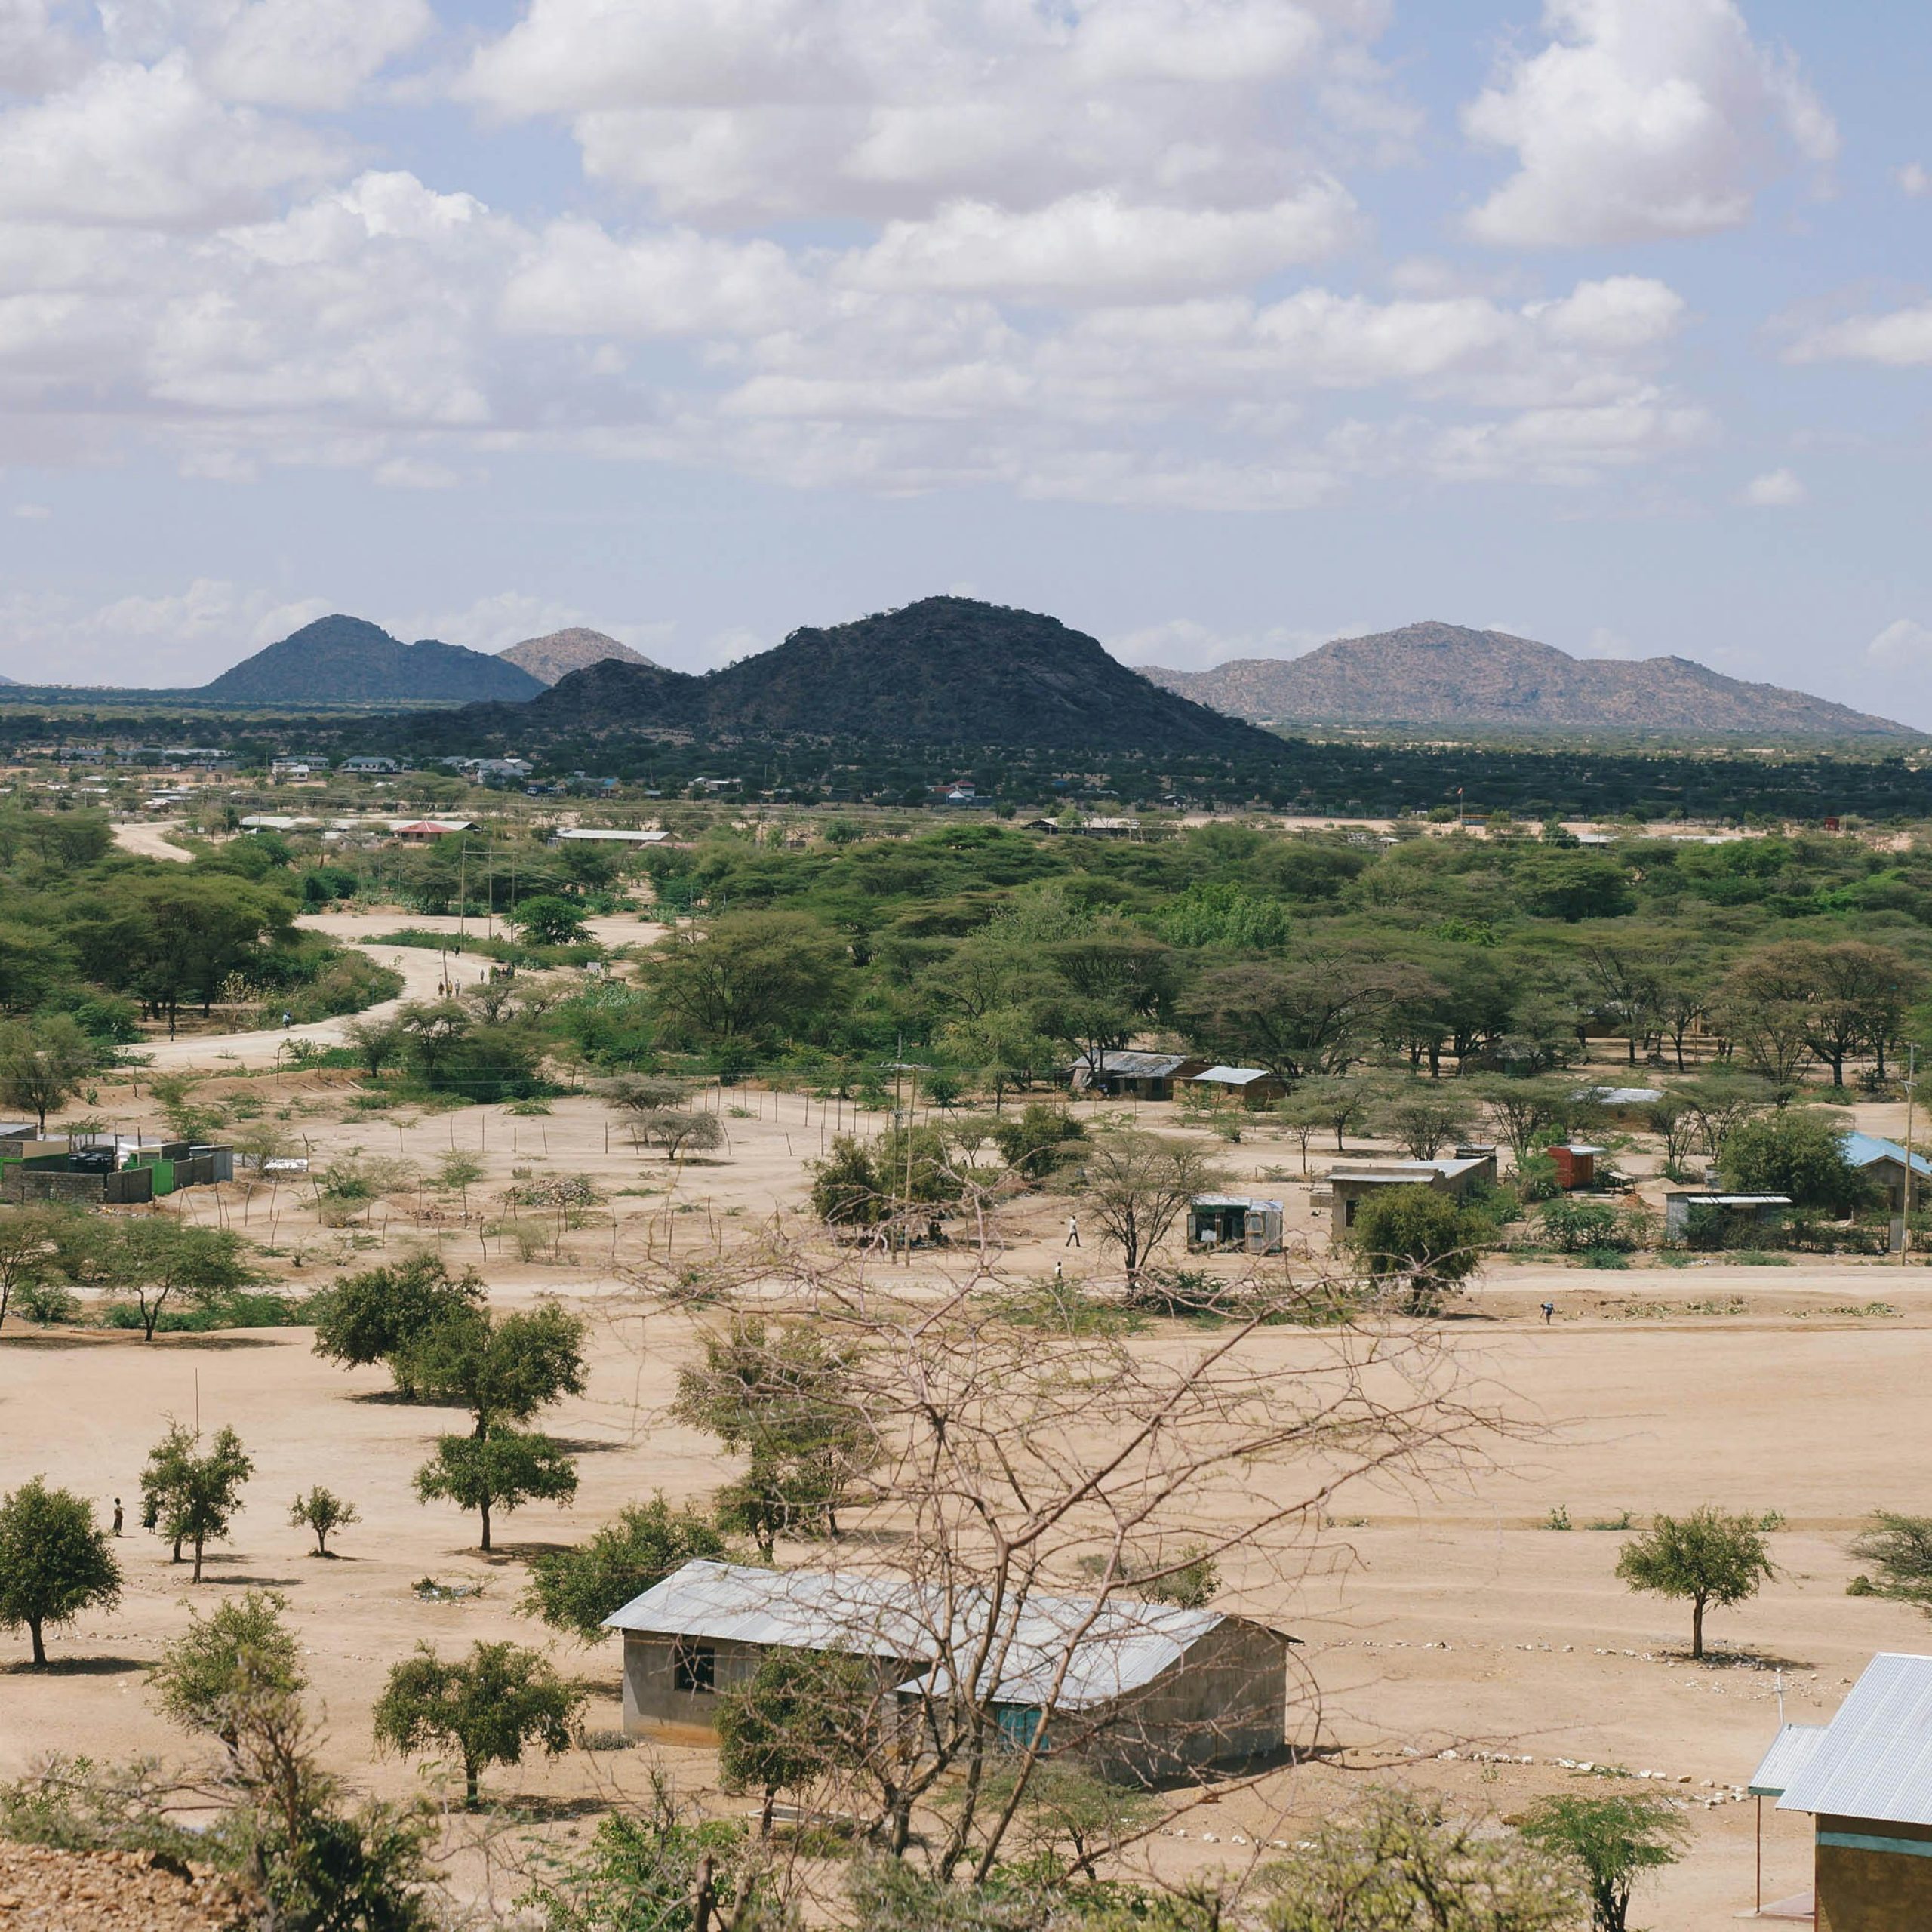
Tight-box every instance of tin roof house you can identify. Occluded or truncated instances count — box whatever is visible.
[1760,1651,1932,1928]
[603,1559,1290,1786]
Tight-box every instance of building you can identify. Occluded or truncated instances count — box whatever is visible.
[1768,1651,1932,1928]
[1188,1195,1285,1254]
[1177,1066,1287,1109]
[1324,1151,1498,1241]
[1549,1142,1608,1191]
[603,1559,1291,1786]
[1064,1051,1208,1102]
[1841,1132,1932,1223]
[1572,1084,1663,1126]
[549,827,672,845]
[1662,1191,1792,1242]
[392,820,458,842]
[340,756,399,775]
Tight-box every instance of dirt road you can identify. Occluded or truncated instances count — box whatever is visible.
[108,820,193,863]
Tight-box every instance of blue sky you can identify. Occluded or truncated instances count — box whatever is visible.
[3,0,1932,721]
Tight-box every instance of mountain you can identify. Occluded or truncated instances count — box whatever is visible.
[198,616,544,704]
[1140,621,1916,740]
[497,628,660,686]
[502,597,1285,755]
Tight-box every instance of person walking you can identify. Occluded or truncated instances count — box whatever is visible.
[112,1497,123,1537]
[1540,1300,1555,1326]
[1065,1214,1081,1248]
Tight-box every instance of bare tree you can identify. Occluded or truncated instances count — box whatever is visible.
[1061,1131,1226,1277]
[614,1232,1518,1907]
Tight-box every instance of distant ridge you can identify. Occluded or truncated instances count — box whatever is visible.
[469,595,1286,755]
[497,628,659,686]
[1139,620,1916,740]
[198,615,543,704]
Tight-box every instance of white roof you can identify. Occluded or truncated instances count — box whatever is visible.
[1193,1195,1284,1211]
[1329,1155,1490,1184]
[554,827,668,842]
[1575,1087,1664,1106]
[602,1559,1257,1710]
[1752,1723,1828,1797]
[1190,1066,1274,1086]
[1781,1654,1932,1825]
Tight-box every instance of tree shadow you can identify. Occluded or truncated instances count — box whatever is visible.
[4,1654,149,1676]
[545,1437,632,1456]
[485,1793,614,1823]
[348,1389,467,1408]
[482,1542,574,1564]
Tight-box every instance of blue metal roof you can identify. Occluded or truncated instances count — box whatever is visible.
[1841,1131,1932,1179]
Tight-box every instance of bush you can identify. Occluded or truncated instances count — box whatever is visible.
[990,1103,1085,1181]
[1719,1109,1877,1216]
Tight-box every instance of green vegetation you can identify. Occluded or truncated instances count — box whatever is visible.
[520,1495,731,1642]
[1615,1506,1777,1660]
[0,1478,122,1667]
[1518,1793,1689,1932]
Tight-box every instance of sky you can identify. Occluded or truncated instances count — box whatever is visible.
[2,0,1932,719]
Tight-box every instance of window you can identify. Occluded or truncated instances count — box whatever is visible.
[672,1640,715,1695]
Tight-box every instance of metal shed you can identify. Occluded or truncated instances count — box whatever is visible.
[603,1559,1290,1784]
[1189,1195,1285,1254]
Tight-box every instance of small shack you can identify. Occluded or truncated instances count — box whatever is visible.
[1324,1152,1497,1241]
[1177,1066,1286,1109]
[604,1559,1291,1786]
[1188,1195,1284,1254]
[1663,1192,1791,1244]
[1841,1131,1932,1218]
[1773,1651,1932,1930]
[1065,1051,1207,1102]
[1571,1085,1663,1127]
[1549,1143,1608,1192]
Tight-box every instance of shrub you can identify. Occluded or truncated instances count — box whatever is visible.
[990,1103,1085,1181]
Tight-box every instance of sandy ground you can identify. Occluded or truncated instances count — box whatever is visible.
[108,820,194,863]
[8,911,1925,1923]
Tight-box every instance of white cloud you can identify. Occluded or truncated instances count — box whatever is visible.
[11,502,49,518]
[1900,162,1931,198]
[0,54,337,226]
[1461,0,1837,248]
[844,183,1359,300]
[1738,466,1804,506]
[195,0,434,109]
[1788,306,1932,368]
[1868,620,1932,663]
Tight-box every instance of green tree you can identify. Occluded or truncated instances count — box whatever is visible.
[811,1134,886,1226]
[1846,1512,1932,1611]
[1518,1792,1689,1932]
[1260,1786,1579,1932]
[1615,1506,1775,1660]
[1065,1131,1226,1278]
[1349,1186,1488,1315]
[0,1014,94,1133]
[149,1587,303,1760]
[521,1805,756,1932]
[0,1204,67,1331]
[716,1647,867,1835]
[309,1255,486,1395]
[1467,1075,1575,1167]
[373,1641,583,1807]
[415,1429,578,1553]
[509,895,590,946]
[1718,1108,1874,1215]
[0,1477,122,1667]
[94,1219,253,1341]
[343,1016,405,1079]
[1370,1080,1473,1161]
[639,911,846,1052]
[289,1487,360,1557]
[140,1422,253,1583]
[520,1496,731,1643]
[1179,956,1404,1086]
[396,1300,588,1435]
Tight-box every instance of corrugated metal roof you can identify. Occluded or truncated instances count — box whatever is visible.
[1072,1051,1194,1078]
[1190,1066,1273,1085]
[1752,1724,1828,1795]
[1841,1132,1932,1180]
[1780,1654,1932,1824]
[602,1561,1244,1710]
[1193,1195,1284,1211]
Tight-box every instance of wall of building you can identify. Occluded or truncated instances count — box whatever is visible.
[1816,1814,1932,1932]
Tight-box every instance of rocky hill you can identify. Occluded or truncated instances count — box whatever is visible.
[1141,620,1915,739]
[198,616,543,704]
[497,627,658,686]
[506,596,1282,754]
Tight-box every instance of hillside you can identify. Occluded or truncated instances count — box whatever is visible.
[508,596,1284,754]
[497,627,658,686]
[1141,620,1916,740]
[198,616,544,704]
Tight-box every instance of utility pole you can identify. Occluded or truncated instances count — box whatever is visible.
[1902,1043,1918,1265]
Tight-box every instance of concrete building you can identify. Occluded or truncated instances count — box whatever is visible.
[1767,1651,1932,1929]
[1065,1051,1208,1102]
[604,1559,1291,1786]
[1324,1151,1497,1241]
[1662,1192,1792,1243]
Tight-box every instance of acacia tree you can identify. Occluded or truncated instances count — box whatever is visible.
[289,1487,359,1557]
[520,1496,730,1642]
[1180,955,1411,1086]
[0,1477,121,1667]
[1519,1792,1689,1932]
[1350,1186,1489,1315]
[96,1220,253,1342]
[0,1014,94,1132]
[374,1641,583,1808]
[141,1422,253,1583]
[1371,1080,1473,1161]
[0,1204,65,1331]
[717,1649,868,1835]
[1616,1506,1775,1660]
[415,1429,578,1553]
[1063,1131,1226,1278]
